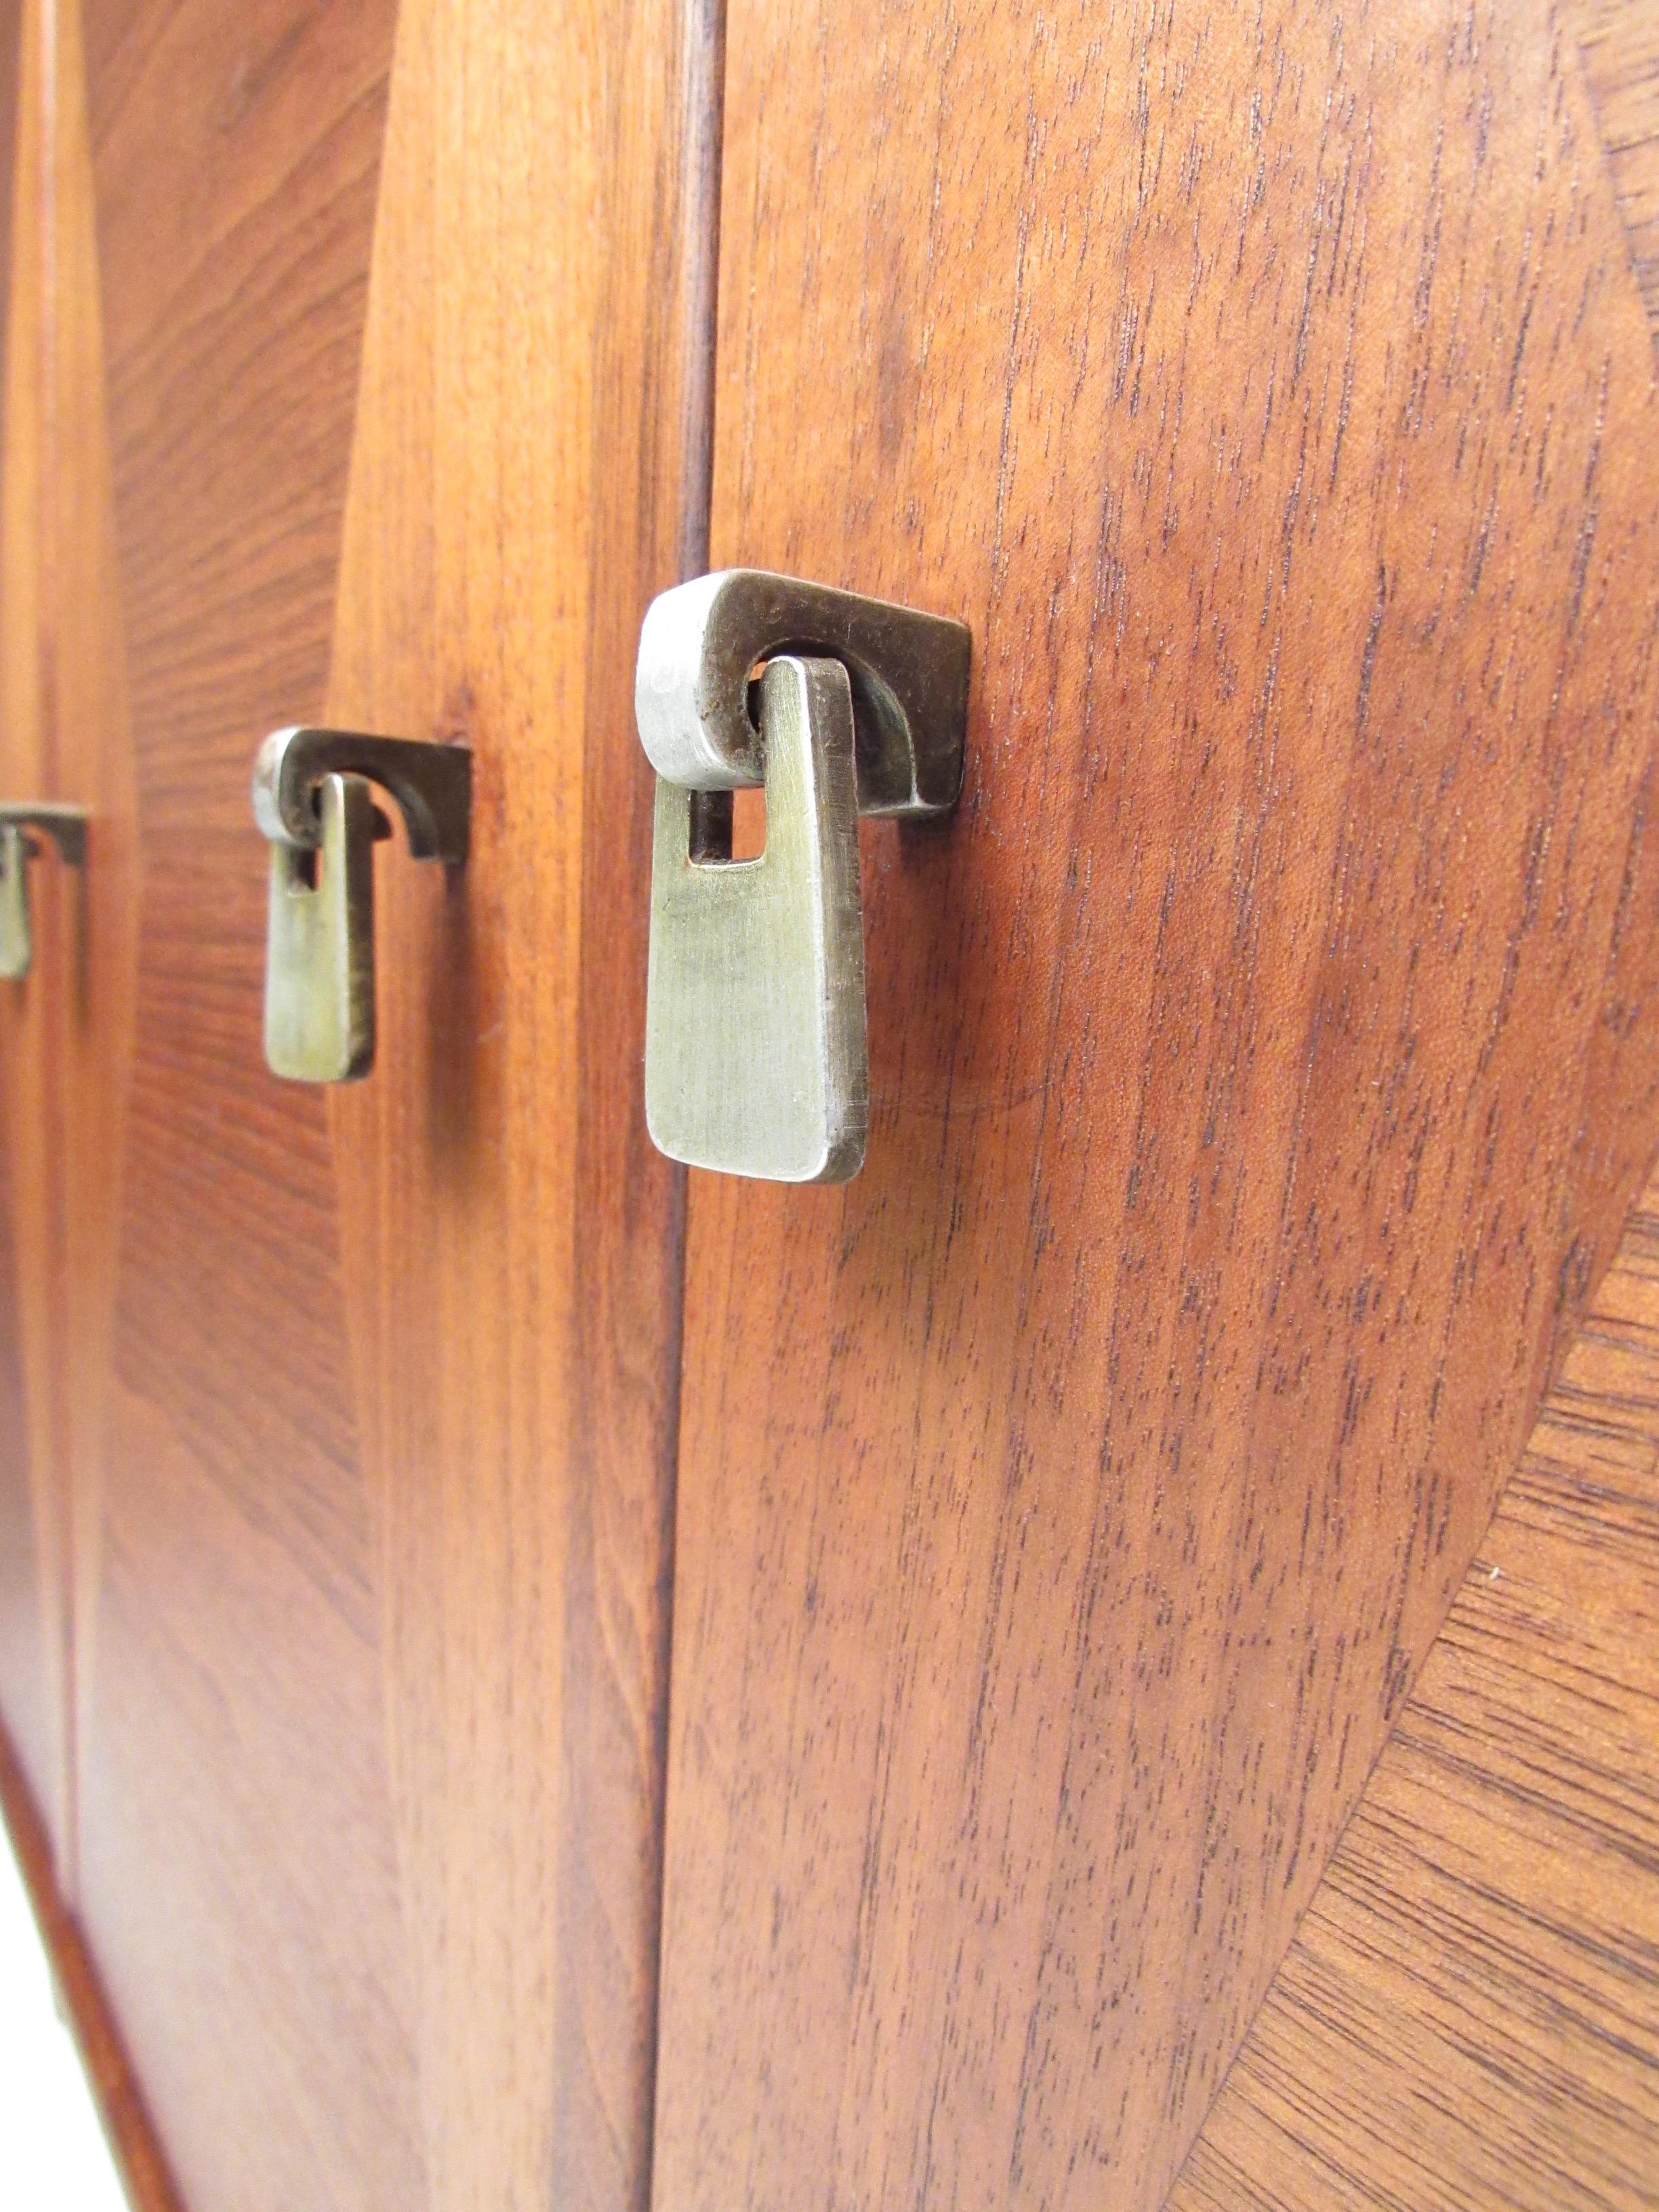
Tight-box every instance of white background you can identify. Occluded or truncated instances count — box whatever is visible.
[0,1825,128,2209]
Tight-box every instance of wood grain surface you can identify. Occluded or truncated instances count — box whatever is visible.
[1173,1164,1659,2211]
[653,4,1659,2208]
[68,1,416,2202]
[567,0,716,2179]
[319,0,705,2199]
[0,3,1653,2209]
[1574,0,1659,337]
[0,0,67,1861]
[0,0,134,1892]
[51,0,139,1914]
[0,0,716,2202]
[1172,20,1659,2199]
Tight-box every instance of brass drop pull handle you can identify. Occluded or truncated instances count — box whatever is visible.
[0,804,89,982]
[636,570,970,1183]
[251,727,471,1083]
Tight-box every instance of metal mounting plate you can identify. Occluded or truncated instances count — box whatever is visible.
[635,569,970,814]
[252,726,470,861]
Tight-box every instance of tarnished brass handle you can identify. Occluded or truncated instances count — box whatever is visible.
[250,727,470,1083]
[636,571,970,1183]
[0,804,89,982]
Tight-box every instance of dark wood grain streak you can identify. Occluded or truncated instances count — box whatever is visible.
[1173,1168,1659,2211]
[1574,1,1659,336]
[655,4,1659,2207]
[564,0,718,2192]
[0,1716,180,2212]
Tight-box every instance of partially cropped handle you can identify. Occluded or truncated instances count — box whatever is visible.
[0,804,89,983]
[250,729,471,1082]
[637,571,970,1183]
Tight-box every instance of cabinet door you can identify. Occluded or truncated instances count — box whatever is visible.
[0,0,130,1881]
[0,0,706,2203]
[652,5,1659,2208]
[0,0,62,1858]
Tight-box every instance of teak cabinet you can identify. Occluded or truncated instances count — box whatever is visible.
[0,1,1656,2207]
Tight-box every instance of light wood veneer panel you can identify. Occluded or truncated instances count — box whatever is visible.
[1574,0,1659,336]
[1172,21,1659,2198]
[655,4,1659,2207]
[1174,1168,1659,2210]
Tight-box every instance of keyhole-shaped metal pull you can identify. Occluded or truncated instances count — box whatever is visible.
[251,727,470,1082]
[0,804,89,982]
[636,571,970,1182]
